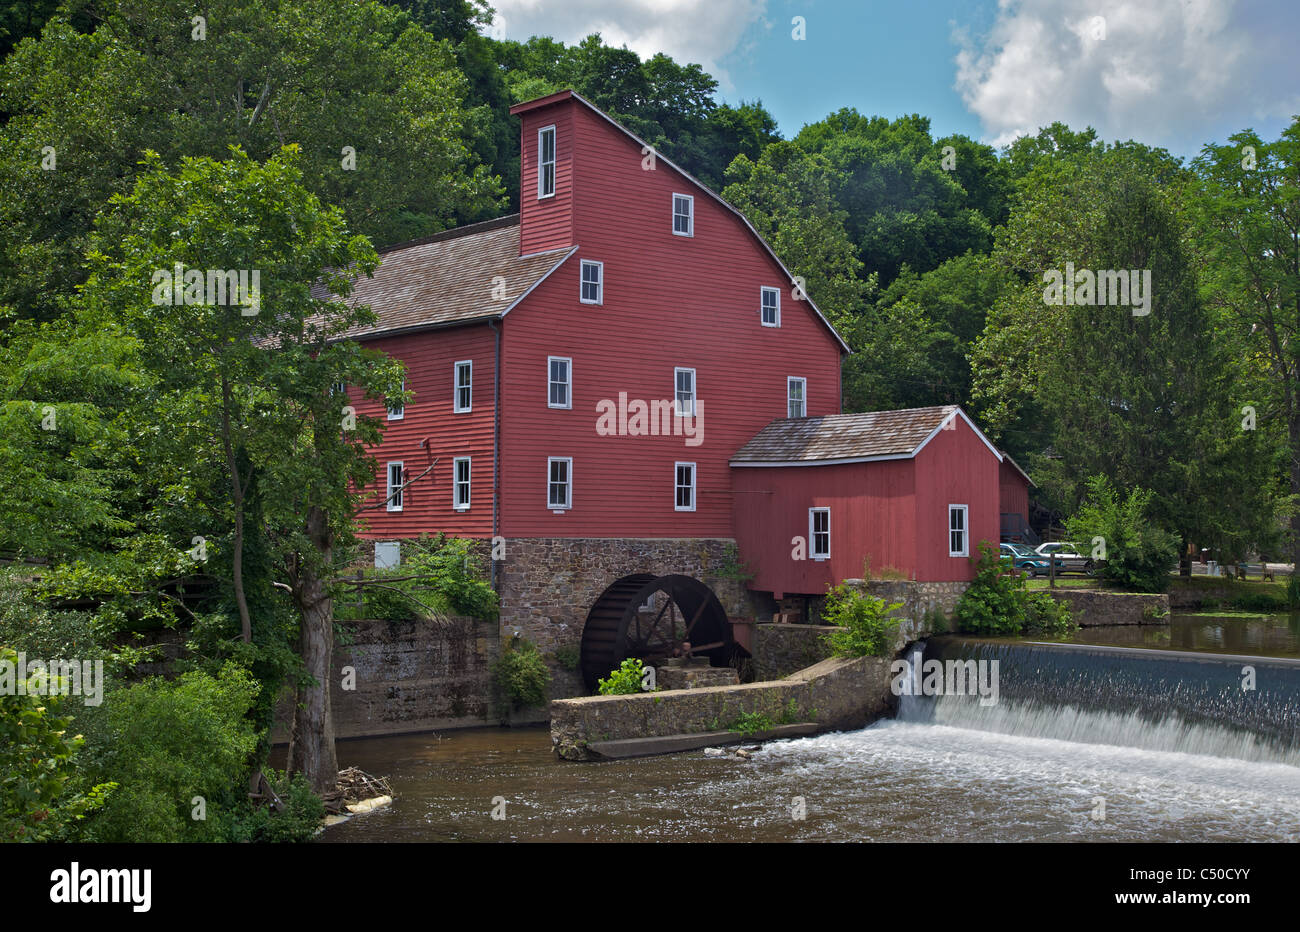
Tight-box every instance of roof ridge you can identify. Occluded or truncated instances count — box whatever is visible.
[377,213,520,256]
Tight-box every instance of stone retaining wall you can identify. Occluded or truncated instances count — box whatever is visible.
[754,624,837,679]
[550,655,895,760]
[1045,589,1169,626]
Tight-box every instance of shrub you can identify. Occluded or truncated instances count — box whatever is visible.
[1065,476,1180,592]
[954,543,1075,636]
[597,657,647,695]
[552,644,581,671]
[78,663,260,842]
[0,648,114,841]
[340,535,499,621]
[820,584,903,657]
[491,638,550,709]
[227,770,325,843]
[726,711,773,735]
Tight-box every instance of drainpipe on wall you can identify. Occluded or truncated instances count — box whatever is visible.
[489,318,501,592]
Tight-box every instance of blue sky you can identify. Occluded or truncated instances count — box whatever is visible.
[488,0,1300,160]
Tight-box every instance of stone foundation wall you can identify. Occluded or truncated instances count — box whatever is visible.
[1045,589,1169,626]
[550,655,896,760]
[496,537,757,657]
[754,624,837,680]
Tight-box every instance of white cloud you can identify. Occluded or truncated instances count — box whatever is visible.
[487,0,767,92]
[952,0,1300,152]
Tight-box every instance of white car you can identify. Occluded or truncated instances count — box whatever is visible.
[1034,542,1094,574]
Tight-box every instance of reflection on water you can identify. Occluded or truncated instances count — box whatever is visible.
[1054,613,1300,658]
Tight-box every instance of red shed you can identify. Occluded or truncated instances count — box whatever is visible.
[730,406,1007,594]
[997,452,1036,544]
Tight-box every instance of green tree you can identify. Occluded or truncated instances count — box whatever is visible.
[0,0,500,325]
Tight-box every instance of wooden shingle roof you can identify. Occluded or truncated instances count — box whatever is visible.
[320,214,576,341]
[731,406,990,466]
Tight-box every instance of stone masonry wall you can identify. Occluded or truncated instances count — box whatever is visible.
[497,537,757,657]
[1045,589,1169,626]
[550,655,896,760]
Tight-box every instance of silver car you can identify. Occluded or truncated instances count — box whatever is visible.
[1034,541,1094,574]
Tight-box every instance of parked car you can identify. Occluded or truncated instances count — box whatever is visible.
[999,542,1059,577]
[1034,541,1094,574]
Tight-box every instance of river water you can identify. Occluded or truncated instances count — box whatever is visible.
[321,616,1300,843]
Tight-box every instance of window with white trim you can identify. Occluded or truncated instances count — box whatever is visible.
[809,507,830,560]
[538,125,556,198]
[674,462,696,511]
[330,381,346,396]
[948,505,969,557]
[672,193,694,236]
[761,287,781,327]
[387,379,404,420]
[548,356,571,409]
[454,360,472,413]
[580,260,603,304]
[674,367,696,416]
[453,457,471,510]
[386,461,404,512]
[548,457,572,510]
[787,377,806,418]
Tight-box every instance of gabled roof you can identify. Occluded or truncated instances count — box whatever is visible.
[999,450,1035,486]
[511,89,852,355]
[315,215,576,341]
[730,406,1004,467]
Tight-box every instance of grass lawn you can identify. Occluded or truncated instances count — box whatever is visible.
[1023,577,1101,589]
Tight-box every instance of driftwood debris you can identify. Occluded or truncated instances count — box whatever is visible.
[321,767,394,814]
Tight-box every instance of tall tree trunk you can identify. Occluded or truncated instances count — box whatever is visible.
[292,504,338,794]
[220,376,252,644]
[1290,416,1300,597]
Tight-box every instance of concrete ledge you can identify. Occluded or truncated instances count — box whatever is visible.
[550,655,894,760]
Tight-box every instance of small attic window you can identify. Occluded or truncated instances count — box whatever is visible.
[538,125,556,199]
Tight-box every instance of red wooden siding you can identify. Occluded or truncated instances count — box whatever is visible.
[517,105,575,256]
[731,416,1004,590]
[911,417,1001,580]
[999,459,1030,521]
[497,100,844,539]
[351,324,496,540]
[731,459,918,597]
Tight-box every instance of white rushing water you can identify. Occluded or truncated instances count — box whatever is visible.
[741,708,1300,841]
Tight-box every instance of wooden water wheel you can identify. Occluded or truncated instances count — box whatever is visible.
[579,573,736,691]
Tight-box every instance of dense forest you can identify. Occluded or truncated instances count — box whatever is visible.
[1,0,1296,841]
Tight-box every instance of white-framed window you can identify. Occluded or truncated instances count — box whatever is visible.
[548,457,572,510]
[537,125,556,199]
[948,504,969,557]
[386,461,404,512]
[672,193,694,236]
[374,541,400,569]
[674,462,696,512]
[787,377,806,418]
[809,507,830,560]
[387,379,404,420]
[674,367,696,416]
[548,356,571,409]
[453,457,471,510]
[580,260,603,304]
[330,381,346,396]
[454,360,472,413]
[761,287,781,327]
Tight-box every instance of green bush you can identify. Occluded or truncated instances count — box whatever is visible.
[78,663,260,842]
[491,638,550,709]
[597,657,647,695]
[1065,476,1180,592]
[954,543,1075,636]
[820,584,903,657]
[725,711,773,735]
[227,770,325,843]
[0,648,114,841]
[338,535,499,621]
[552,644,580,671]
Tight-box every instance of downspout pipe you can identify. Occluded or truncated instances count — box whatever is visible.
[489,318,501,591]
